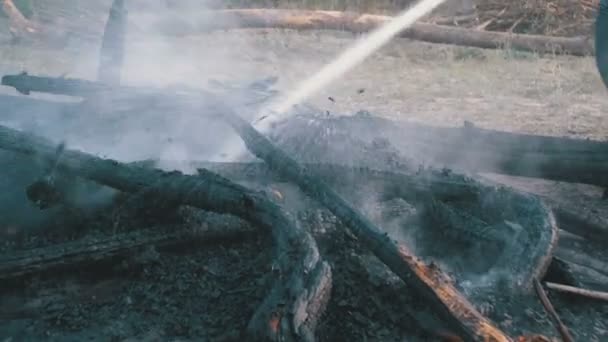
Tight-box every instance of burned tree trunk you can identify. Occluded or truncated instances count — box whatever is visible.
[130,9,594,56]
[0,124,331,342]
[211,104,515,341]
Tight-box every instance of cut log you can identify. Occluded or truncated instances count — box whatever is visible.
[545,282,608,302]
[211,102,515,341]
[0,224,255,282]
[130,9,594,56]
[0,124,331,342]
[98,0,127,84]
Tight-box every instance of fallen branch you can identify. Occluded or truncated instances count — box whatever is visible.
[0,124,331,341]
[545,282,608,302]
[533,279,575,342]
[557,259,608,290]
[98,0,127,84]
[0,224,255,281]
[130,9,594,56]
[211,101,514,341]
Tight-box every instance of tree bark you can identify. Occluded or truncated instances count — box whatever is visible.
[0,124,331,342]
[211,102,515,341]
[130,9,594,56]
[0,224,255,282]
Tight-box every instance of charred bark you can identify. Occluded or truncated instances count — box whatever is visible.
[130,9,594,56]
[213,104,514,341]
[0,124,331,342]
[0,224,255,282]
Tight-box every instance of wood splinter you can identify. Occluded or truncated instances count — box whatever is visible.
[533,278,574,342]
[545,282,608,303]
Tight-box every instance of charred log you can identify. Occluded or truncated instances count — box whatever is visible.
[0,124,331,342]
[0,224,255,282]
[213,103,515,342]
[188,161,557,291]
[130,9,594,56]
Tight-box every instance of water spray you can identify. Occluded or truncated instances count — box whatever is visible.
[214,0,448,160]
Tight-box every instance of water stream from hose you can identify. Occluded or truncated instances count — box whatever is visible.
[214,0,448,160]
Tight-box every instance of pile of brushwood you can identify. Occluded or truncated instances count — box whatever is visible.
[1,1,608,341]
[2,73,608,342]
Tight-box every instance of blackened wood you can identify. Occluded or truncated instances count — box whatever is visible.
[0,124,331,342]
[0,224,254,281]
[215,104,514,341]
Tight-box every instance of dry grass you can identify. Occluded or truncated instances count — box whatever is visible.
[1,28,606,141]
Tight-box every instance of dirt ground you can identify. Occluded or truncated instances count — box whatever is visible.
[1,9,607,342]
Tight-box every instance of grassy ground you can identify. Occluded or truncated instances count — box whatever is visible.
[5,29,604,140]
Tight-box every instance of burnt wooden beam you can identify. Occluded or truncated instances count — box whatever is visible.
[0,123,331,342]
